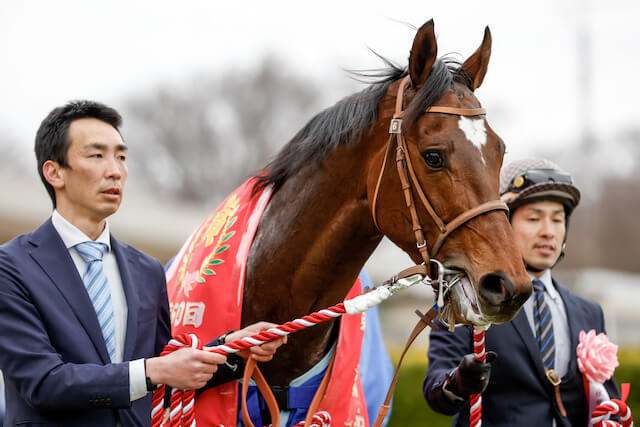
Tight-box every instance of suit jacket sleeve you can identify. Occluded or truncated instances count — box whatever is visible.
[155,267,172,355]
[423,322,473,415]
[0,247,131,412]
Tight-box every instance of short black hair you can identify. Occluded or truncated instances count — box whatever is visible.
[34,100,123,208]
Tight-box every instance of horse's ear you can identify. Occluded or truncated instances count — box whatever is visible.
[408,19,438,87]
[461,26,492,91]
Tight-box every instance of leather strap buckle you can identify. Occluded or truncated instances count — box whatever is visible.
[545,369,561,386]
[270,385,289,410]
[545,369,568,417]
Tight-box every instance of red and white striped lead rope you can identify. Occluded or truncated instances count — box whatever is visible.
[469,326,486,427]
[592,383,634,427]
[592,400,634,427]
[152,275,424,427]
[151,334,201,427]
[293,410,331,427]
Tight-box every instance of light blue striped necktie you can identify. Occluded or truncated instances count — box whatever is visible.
[75,241,116,361]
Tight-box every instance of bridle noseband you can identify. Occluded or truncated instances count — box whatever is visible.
[371,75,508,266]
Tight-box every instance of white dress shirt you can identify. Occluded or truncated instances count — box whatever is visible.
[51,211,147,402]
[522,269,570,379]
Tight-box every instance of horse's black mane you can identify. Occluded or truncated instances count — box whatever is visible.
[253,55,470,194]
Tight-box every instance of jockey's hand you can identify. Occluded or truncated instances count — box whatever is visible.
[221,322,287,362]
[446,351,497,398]
[145,347,226,390]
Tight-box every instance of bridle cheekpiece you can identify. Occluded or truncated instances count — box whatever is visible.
[371,75,509,317]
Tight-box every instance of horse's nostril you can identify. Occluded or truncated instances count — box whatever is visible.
[478,272,515,306]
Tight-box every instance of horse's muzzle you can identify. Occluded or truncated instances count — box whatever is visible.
[477,271,529,322]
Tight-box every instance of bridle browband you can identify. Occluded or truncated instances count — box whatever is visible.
[371,75,508,266]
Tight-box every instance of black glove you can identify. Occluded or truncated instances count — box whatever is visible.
[446,351,497,398]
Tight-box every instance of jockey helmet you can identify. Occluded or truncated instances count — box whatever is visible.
[499,157,581,218]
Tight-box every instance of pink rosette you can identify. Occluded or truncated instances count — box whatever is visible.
[577,329,619,384]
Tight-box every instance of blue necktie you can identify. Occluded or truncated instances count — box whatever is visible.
[75,241,116,361]
[533,279,555,371]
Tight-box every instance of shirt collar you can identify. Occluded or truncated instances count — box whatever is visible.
[51,210,111,251]
[528,269,559,300]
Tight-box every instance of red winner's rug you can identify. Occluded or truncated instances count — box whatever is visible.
[165,178,368,427]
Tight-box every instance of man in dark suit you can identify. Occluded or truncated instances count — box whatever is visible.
[0,100,284,426]
[423,157,619,426]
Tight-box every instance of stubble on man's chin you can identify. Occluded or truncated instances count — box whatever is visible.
[527,259,555,274]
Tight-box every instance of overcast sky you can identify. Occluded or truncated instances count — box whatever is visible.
[1,0,638,283]
[1,0,639,167]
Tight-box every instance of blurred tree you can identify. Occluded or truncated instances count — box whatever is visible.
[120,56,640,273]
[0,127,23,172]
[561,127,640,273]
[122,55,346,206]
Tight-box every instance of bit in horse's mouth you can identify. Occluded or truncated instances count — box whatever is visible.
[458,275,480,316]
[440,269,485,329]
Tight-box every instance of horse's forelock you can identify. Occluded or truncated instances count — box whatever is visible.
[403,58,472,129]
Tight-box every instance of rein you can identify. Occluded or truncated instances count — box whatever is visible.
[152,267,432,427]
[152,266,483,427]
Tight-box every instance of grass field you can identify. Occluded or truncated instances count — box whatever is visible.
[384,348,640,426]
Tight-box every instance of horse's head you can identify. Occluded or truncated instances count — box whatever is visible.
[368,20,531,327]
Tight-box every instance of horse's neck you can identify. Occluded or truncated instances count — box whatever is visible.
[246,145,382,319]
[243,143,382,383]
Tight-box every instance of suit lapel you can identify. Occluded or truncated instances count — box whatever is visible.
[510,308,548,384]
[112,237,139,362]
[28,219,111,363]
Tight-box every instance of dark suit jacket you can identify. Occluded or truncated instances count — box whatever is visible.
[424,279,619,426]
[0,219,171,426]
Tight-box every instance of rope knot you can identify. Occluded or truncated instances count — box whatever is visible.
[591,383,634,427]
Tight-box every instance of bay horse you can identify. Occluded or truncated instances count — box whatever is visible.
[242,19,531,385]
[166,18,533,425]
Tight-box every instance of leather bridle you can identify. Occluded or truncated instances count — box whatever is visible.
[371,75,509,266]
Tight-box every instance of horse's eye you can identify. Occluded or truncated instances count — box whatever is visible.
[422,150,445,169]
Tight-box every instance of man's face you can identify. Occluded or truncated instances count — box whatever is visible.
[510,200,566,274]
[55,118,128,223]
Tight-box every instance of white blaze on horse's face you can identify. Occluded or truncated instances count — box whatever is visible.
[458,117,487,165]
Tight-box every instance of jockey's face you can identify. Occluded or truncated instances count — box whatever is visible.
[510,200,566,277]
